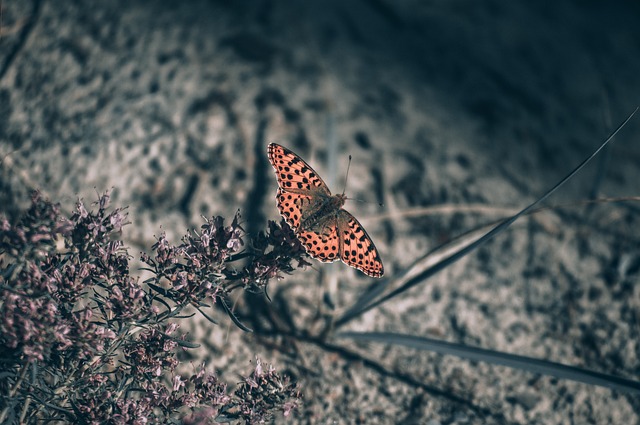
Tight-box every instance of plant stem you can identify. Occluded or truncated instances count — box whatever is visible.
[0,362,30,423]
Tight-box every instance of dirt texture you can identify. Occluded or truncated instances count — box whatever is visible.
[1,1,640,423]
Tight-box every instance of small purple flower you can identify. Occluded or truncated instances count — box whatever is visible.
[76,201,89,218]
[173,375,185,392]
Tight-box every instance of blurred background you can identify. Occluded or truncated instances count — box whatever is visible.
[1,1,639,423]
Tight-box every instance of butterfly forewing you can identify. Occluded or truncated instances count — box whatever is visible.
[267,142,384,278]
[267,144,330,195]
[338,211,384,278]
[275,188,310,230]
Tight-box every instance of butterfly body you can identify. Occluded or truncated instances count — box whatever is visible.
[298,192,346,234]
[267,143,384,278]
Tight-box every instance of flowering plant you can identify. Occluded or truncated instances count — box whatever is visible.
[0,192,301,424]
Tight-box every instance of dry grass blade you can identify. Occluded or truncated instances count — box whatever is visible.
[337,332,640,394]
[337,107,639,327]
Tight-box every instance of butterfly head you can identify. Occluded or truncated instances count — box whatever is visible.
[333,193,347,209]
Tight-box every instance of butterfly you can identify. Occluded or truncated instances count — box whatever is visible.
[267,143,384,278]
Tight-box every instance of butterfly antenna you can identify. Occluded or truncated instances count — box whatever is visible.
[349,197,384,207]
[342,155,352,196]
[342,154,384,207]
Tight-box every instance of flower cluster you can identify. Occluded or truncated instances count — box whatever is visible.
[234,358,301,423]
[141,213,311,314]
[140,214,244,307]
[123,323,182,378]
[0,192,124,363]
[72,360,299,425]
[0,192,302,424]
[233,219,312,291]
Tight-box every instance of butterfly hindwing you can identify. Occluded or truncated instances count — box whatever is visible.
[297,226,340,263]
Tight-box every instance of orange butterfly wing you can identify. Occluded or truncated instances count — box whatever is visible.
[295,210,384,277]
[267,142,384,278]
[275,188,309,230]
[337,211,384,278]
[267,143,330,197]
[297,227,341,263]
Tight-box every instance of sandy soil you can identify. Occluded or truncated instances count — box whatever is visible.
[1,1,640,423]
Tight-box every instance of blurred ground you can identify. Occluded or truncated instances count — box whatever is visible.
[1,0,640,423]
